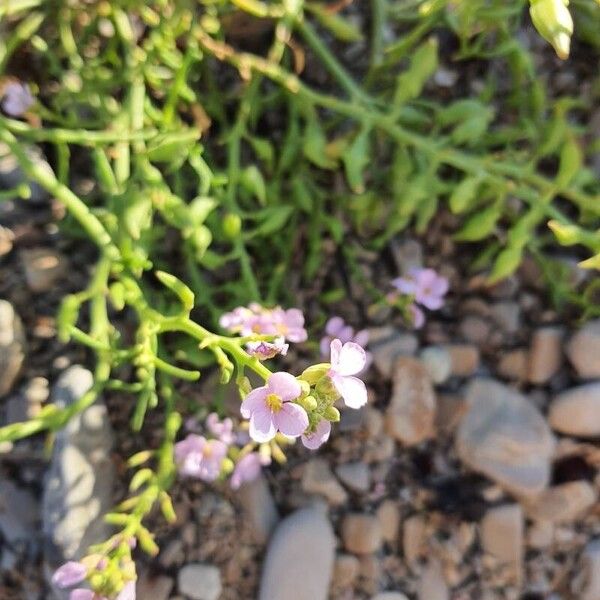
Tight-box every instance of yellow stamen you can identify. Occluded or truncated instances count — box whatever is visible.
[266,393,283,413]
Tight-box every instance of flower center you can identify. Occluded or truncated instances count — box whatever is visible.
[202,444,213,458]
[265,393,283,413]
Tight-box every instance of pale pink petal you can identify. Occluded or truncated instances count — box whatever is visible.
[335,341,367,376]
[319,336,332,357]
[391,276,416,295]
[353,329,369,348]
[69,591,95,600]
[52,562,87,588]
[230,453,262,489]
[116,581,136,600]
[267,372,301,402]
[330,338,343,371]
[410,304,425,328]
[431,274,449,296]
[240,387,268,418]
[273,403,308,437]
[331,374,368,409]
[338,325,354,344]
[301,419,331,450]
[419,294,444,310]
[249,408,276,443]
[325,316,345,337]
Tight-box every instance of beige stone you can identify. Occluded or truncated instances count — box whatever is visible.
[549,383,600,438]
[385,357,436,446]
[376,500,400,544]
[445,344,480,377]
[301,459,347,506]
[566,320,600,378]
[341,513,383,555]
[480,504,523,583]
[524,481,597,523]
[528,327,564,384]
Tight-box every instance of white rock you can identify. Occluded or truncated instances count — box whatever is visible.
[456,379,555,498]
[419,346,452,384]
[259,506,335,600]
[549,383,600,438]
[0,300,25,397]
[43,366,114,569]
[336,462,370,493]
[178,564,222,600]
[236,474,279,544]
[369,327,419,378]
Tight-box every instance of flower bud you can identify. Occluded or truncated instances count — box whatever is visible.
[221,457,234,475]
[299,363,330,385]
[298,379,311,399]
[315,376,340,402]
[222,212,242,239]
[530,0,573,59]
[324,406,341,422]
[297,395,318,412]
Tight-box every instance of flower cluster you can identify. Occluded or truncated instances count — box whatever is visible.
[320,316,371,369]
[241,338,368,450]
[389,267,449,328]
[219,303,307,359]
[1,81,34,117]
[52,553,136,600]
[174,412,271,490]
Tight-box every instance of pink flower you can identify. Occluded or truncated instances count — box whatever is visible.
[116,581,136,600]
[409,304,425,329]
[52,562,87,588]
[301,419,331,450]
[392,268,448,310]
[219,304,307,343]
[246,337,289,360]
[328,339,367,409]
[1,81,34,117]
[205,413,235,445]
[320,317,371,371]
[272,308,308,342]
[230,452,265,489]
[174,434,227,481]
[240,372,308,442]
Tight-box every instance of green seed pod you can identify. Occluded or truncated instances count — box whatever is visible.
[159,491,177,524]
[222,212,242,239]
[530,0,573,59]
[547,219,581,246]
[324,406,341,422]
[108,281,126,310]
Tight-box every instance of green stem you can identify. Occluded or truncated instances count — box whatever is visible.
[1,117,159,145]
[296,19,368,102]
[195,29,599,218]
[0,128,121,260]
